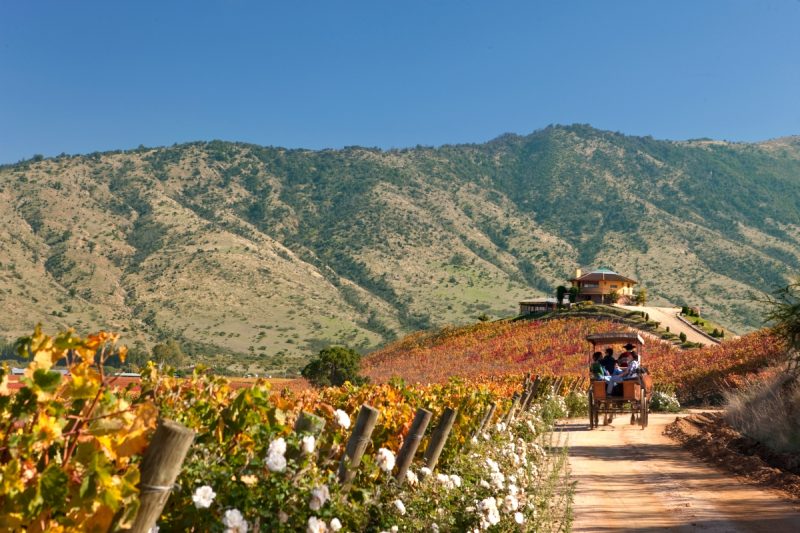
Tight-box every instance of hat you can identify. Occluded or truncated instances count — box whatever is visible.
[623,343,635,350]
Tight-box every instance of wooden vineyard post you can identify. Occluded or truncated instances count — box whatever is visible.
[423,407,457,471]
[338,404,380,489]
[552,376,564,395]
[520,385,535,412]
[394,408,432,484]
[130,419,195,533]
[503,392,521,424]
[294,411,325,435]
[291,411,325,461]
[525,376,541,411]
[473,402,497,437]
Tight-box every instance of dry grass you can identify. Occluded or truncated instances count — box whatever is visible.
[725,371,800,454]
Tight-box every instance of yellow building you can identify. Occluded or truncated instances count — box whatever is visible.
[569,268,637,304]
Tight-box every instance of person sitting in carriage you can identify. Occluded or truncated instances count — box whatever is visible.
[607,351,640,394]
[618,343,635,368]
[600,347,617,375]
[589,352,610,381]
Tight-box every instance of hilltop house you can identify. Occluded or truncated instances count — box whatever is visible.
[569,268,637,304]
[518,297,569,315]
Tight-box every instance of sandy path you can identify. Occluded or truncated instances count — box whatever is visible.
[559,413,800,532]
[615,305,716,346]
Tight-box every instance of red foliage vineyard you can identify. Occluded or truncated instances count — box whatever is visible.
[363,318,787,402]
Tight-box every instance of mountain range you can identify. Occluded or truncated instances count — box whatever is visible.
[2,124,800,374]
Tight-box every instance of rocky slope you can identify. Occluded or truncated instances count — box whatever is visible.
[2,125,800,373]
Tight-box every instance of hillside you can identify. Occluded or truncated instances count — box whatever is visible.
[2,125,800,373]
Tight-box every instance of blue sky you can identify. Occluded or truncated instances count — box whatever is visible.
[1,1,799,163]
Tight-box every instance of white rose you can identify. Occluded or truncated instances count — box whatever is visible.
[307,516,327,533]
[504,494,519,512]
[393,499,406,515]
[334,409,351,429]
[266,452,287,473]
[309,485,330,511]
[329,518,342,531]
[223,508,249,533]
[405,469,419,486]
[192,485,216,509]
[514,511,525,524]
[302,435,316,454]
[376,447,396,472]
[268,437,287,457]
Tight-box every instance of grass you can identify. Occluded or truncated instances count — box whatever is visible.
[724,371,800,454]
[680,311,732,338]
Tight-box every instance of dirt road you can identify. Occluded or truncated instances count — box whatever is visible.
[615,305,716,346]
[559,413,800,532]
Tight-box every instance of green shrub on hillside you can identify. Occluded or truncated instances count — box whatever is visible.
[301,345,369,387]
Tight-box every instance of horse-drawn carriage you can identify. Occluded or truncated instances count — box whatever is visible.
[587,331,653,429]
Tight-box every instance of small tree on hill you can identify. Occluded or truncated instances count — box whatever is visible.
[301,346,369,387]
[568,286,579,303]
[555,285,567,308]
[635,288,647,306]
[152,339,188,368]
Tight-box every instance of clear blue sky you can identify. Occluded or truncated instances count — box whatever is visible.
[2,1,799,163]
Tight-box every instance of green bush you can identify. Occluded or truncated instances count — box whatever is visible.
[301,346,369,387]
[564,390,588,417]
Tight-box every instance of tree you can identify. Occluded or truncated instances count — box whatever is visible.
[301,346,369,387]
[555,286,567,308]
[762,281,800,376]
[679,332,687,343]
[635,288,647,306]
[568,286,579,303]
[606,290,621,304]
[152,339,188,368]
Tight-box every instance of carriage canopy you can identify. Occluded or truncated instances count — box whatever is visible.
[585,331,644,348]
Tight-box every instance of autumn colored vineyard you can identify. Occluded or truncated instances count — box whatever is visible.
[0,327,575,532]
[363,318,786,402]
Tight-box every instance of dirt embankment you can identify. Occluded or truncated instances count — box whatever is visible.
[666,412,800,500]
[561,412,800,532]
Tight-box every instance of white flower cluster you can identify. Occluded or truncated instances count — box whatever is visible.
[462,410,555,530]
[307,516,342,532]
[223,508,249,533]
[267,437,287,472]
[477,496,501,529]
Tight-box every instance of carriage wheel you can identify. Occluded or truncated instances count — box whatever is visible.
[594,401,600,427]
[640,392,647,429]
